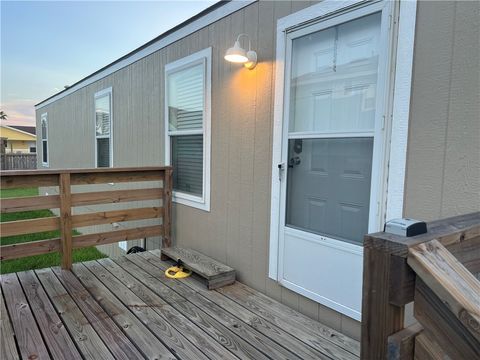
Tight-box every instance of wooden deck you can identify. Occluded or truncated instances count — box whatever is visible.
[1,250,360,360]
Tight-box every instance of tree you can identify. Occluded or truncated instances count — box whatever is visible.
[0,111,7,120]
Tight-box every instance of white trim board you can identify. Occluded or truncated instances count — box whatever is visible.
[268,0,417,284]
[386,0,417,220]
[35,0,255,110]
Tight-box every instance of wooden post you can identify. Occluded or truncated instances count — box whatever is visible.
[361,245,405,360]
[361,213,480,359]
[161,168,172,259]
[59,172,73,269]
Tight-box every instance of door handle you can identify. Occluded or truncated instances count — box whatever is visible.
[278,163,285,181]
[289,156,301,167]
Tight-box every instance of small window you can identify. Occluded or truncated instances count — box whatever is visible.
[30,147,36,153]
[41,113,48,166]
[95,88,112,167]
[165,48,211,211]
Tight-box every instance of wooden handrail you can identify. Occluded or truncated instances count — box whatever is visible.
[408,239,480,358]
[361,212,480,360]
[0,167,173,269]
[408,239,480,338]
[1,166,172,176]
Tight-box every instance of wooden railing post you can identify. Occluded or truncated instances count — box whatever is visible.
[361,212,480,359]
[162,168,173,253]
[361,244,405,360]
[59,172,73,269]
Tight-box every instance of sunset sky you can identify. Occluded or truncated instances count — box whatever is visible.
[1,0,216,126]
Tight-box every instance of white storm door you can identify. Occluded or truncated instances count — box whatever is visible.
[278,9,390,320]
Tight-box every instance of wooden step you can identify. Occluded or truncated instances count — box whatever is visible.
[161,247,236,289]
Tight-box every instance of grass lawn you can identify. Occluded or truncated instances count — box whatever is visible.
[0,188,106,274]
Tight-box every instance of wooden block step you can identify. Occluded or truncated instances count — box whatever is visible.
[161,247,235,289]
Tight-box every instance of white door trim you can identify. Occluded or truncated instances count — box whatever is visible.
[268,0,417,283]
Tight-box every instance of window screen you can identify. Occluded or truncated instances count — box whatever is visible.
[41,116,48,165]
[167,62,205,197]
[96,138,110,168]
[95,90,112,167]
[171,135,203,196]
[42,141,48,164]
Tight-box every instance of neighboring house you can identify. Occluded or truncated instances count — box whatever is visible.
[34,0,480,340]
[0,125,37,153]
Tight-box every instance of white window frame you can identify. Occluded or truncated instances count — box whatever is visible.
[164,48,212,212]
[268,0,417,281]
[41,112,49,167]
[94,87,113,168]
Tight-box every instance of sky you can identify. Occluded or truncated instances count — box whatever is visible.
[1,0,217,126]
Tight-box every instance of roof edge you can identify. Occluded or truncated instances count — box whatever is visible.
[36,0,255,109]
[1,125,37,138]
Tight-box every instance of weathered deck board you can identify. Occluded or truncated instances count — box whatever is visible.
[0,273,51,360]
[71,263,176,360]
[161,246,236,289]
[0,285,19,360]
[148,250,361,357]
[136,251,344,360]
[215,274,360,356]
[116,255,274,360]
[128,252,306,360]
[50,267,144,360]
[17,270,82,360]
[35,268,116,360]
[97,257,237,360]
[218,282,361,357]
[82,259,213,360]
[1,251,359,360]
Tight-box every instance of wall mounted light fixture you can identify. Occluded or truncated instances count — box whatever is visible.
[224,34,257,70]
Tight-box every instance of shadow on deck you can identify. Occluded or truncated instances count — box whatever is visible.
[1,250,360,360]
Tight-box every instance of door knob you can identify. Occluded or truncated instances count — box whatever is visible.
[289,156,301,167]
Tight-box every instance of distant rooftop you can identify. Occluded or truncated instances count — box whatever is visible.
[3,125,36,136]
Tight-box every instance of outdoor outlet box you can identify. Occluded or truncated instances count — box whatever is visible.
[384,218,427,237]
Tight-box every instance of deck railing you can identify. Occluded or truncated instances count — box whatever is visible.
[0,167,172,269]
[361,212,480,359]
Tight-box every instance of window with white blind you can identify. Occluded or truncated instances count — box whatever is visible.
[94,88,112,168]
[165,48,211,211]
[41,113,48,166]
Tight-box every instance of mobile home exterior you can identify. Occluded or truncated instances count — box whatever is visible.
[35,0,480,339]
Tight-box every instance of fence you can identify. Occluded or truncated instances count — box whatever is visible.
[1,153,37,170]
[361,212,480,359]
[0,167,172,269]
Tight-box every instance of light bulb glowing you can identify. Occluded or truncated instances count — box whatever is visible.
[224,36,257,69]
[224,53,249,63]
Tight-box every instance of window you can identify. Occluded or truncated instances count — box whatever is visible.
[95,88,113,167]
[30,147,36,153]
[285,12,382,245]
[41,113,48,166]
[165,48,211,211]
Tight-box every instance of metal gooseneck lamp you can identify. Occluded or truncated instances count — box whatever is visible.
[224,33,257,70]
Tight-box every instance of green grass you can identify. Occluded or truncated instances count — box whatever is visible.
[0,188,106,274]
[0,187,39,198]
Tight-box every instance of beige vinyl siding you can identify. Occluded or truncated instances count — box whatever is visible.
[404,0,480,220]
[35,0,479,340]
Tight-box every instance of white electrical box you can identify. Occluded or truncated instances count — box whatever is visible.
[384,218,427,237]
